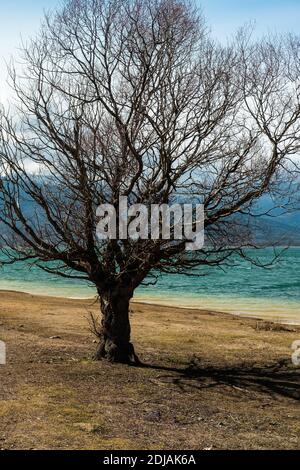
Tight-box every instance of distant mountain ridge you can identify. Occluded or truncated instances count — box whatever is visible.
[254,196,300,245]
[1,183,300,245]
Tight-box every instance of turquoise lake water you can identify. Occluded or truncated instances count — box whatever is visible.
[0,247,300,324]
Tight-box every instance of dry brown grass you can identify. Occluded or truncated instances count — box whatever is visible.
[0,291,299,450]
[254,320,297,333]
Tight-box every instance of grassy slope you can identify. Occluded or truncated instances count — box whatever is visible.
[0,291,299,450]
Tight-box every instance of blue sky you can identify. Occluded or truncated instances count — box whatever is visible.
[1,0,300,101]
[202,0,300,38]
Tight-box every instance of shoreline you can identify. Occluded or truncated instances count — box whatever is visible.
[0,288,299,326]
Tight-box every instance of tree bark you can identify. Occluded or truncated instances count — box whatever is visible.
[93,288,140,365]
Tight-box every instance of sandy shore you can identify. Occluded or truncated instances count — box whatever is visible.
[134,295,300,326]
[0,290,300,450]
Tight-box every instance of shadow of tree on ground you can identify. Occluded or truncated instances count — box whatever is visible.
[142,359,300,401]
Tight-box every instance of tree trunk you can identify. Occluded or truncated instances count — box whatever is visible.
[93,288,140,365]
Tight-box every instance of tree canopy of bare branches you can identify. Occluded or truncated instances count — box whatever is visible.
[0,0,299,363]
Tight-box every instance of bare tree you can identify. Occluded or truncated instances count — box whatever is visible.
[0,0,299,364]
